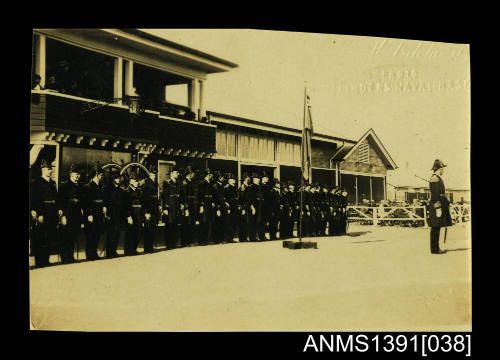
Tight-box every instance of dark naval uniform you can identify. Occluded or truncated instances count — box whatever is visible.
[224,182,239,243]
[279,189,292,239]
[428,172,452,253]
[285,188,297,238]
[198,178,216,245]
[238,182,250,242]
[319,190,329,236]
[339,192,348,235]
[247,181,265,242]
[181,177,199,247]
[57,178,83,262]
[260,181,272,241]
[163,178,182,249]
[213,181,227,244]
[124,183,144,255]
[30,176,59,267]
[267,185,281,240]
[143,178,159,252]
[82,179,106,260]
[103,180,125,258]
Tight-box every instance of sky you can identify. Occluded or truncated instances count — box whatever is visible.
[142,29,470,189]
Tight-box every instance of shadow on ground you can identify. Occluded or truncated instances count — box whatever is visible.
[347,231,372,237]
[351,239,387,244]
[445,248,471,252]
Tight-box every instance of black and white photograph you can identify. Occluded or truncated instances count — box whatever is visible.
[29,28,471,334]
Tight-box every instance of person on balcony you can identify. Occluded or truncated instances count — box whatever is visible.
[32,74,44,90]
[427,159,453,254]
[45,75,60,92]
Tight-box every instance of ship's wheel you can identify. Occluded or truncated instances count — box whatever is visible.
[120,162,151,186]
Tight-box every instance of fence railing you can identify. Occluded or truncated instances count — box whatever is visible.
[347,204,471,227]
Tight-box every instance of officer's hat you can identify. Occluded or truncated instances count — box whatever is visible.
[251,172,260,179]
[313,182,320,187]
[147,164,158,175]
[271,178,281,187]
[110,170,121,179]
[185,165,195,176]
[68,164,81,174]
[129,171,141,180]
[215,171,226,181]
[171,164,181,173]
[431,159,447,171]
[90,163,104,177]
[40,159,52,169]
[261,172,269,179]
[202,168,212,178]
[287,180,295,187]
[227,172,236,180]
[242,172,251,181]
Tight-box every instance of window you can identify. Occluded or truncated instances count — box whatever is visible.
[358,141,369,164]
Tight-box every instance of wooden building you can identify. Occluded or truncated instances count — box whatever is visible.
[30,29,397,206]
[30,29,238,189]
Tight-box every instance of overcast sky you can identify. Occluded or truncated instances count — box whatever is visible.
[142,29,470,189]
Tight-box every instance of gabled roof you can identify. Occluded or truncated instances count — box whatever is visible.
[331,128,398,170]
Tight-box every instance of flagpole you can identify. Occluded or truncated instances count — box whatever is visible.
[299,85,306,242]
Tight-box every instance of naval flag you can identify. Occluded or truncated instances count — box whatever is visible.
[301,89,314,183]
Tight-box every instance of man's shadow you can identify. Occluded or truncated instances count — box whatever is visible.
[346,231,372,237]
[444,247,471,252]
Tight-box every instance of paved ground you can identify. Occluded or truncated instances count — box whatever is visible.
[29,223,471,331]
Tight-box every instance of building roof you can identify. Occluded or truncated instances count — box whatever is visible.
[120,29,239,69]
[331,128,398,170]
[207,111,357,145]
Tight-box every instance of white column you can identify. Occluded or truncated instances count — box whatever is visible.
[355,175,359,205]
[188,78,198,120]
[35,34,46,88]
[369,176,373,204]
[113,57,123,104]
[124,60,134,96]
[199,79,205,119]
[383,176,387,201]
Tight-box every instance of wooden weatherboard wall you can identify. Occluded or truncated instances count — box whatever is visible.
[340,138,387,174]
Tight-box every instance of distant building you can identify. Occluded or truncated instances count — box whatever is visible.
[388,185,470,204]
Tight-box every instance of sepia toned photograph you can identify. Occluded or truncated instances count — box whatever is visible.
[29,28,471,332]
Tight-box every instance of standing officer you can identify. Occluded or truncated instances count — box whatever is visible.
[57,164,83,263]
[124,171,144,256]
[260,173,272,241]
[162,165,182,250]
[82,164,106,261]
[286,181,298,238]
[327,186,337,236]
[224,173,239,243]
[339,188,348,235]
[143,166,159,253]
[181,166,198,247]
[103,169,125,258]
[247,173,264,242]
[279,183,291,239]
[238,174,251,242]
[30,159,58,267]
[319,185,330,237]
[213,171,227,244]
[197,168,216,246]
[268,178,281,240]
[428,159,452,254]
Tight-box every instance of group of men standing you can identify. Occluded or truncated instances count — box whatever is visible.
[29,161,349,268]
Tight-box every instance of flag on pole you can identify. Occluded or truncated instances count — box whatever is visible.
[301,89,313,183]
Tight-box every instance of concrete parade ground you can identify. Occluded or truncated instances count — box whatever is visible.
[29,223,471,332]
